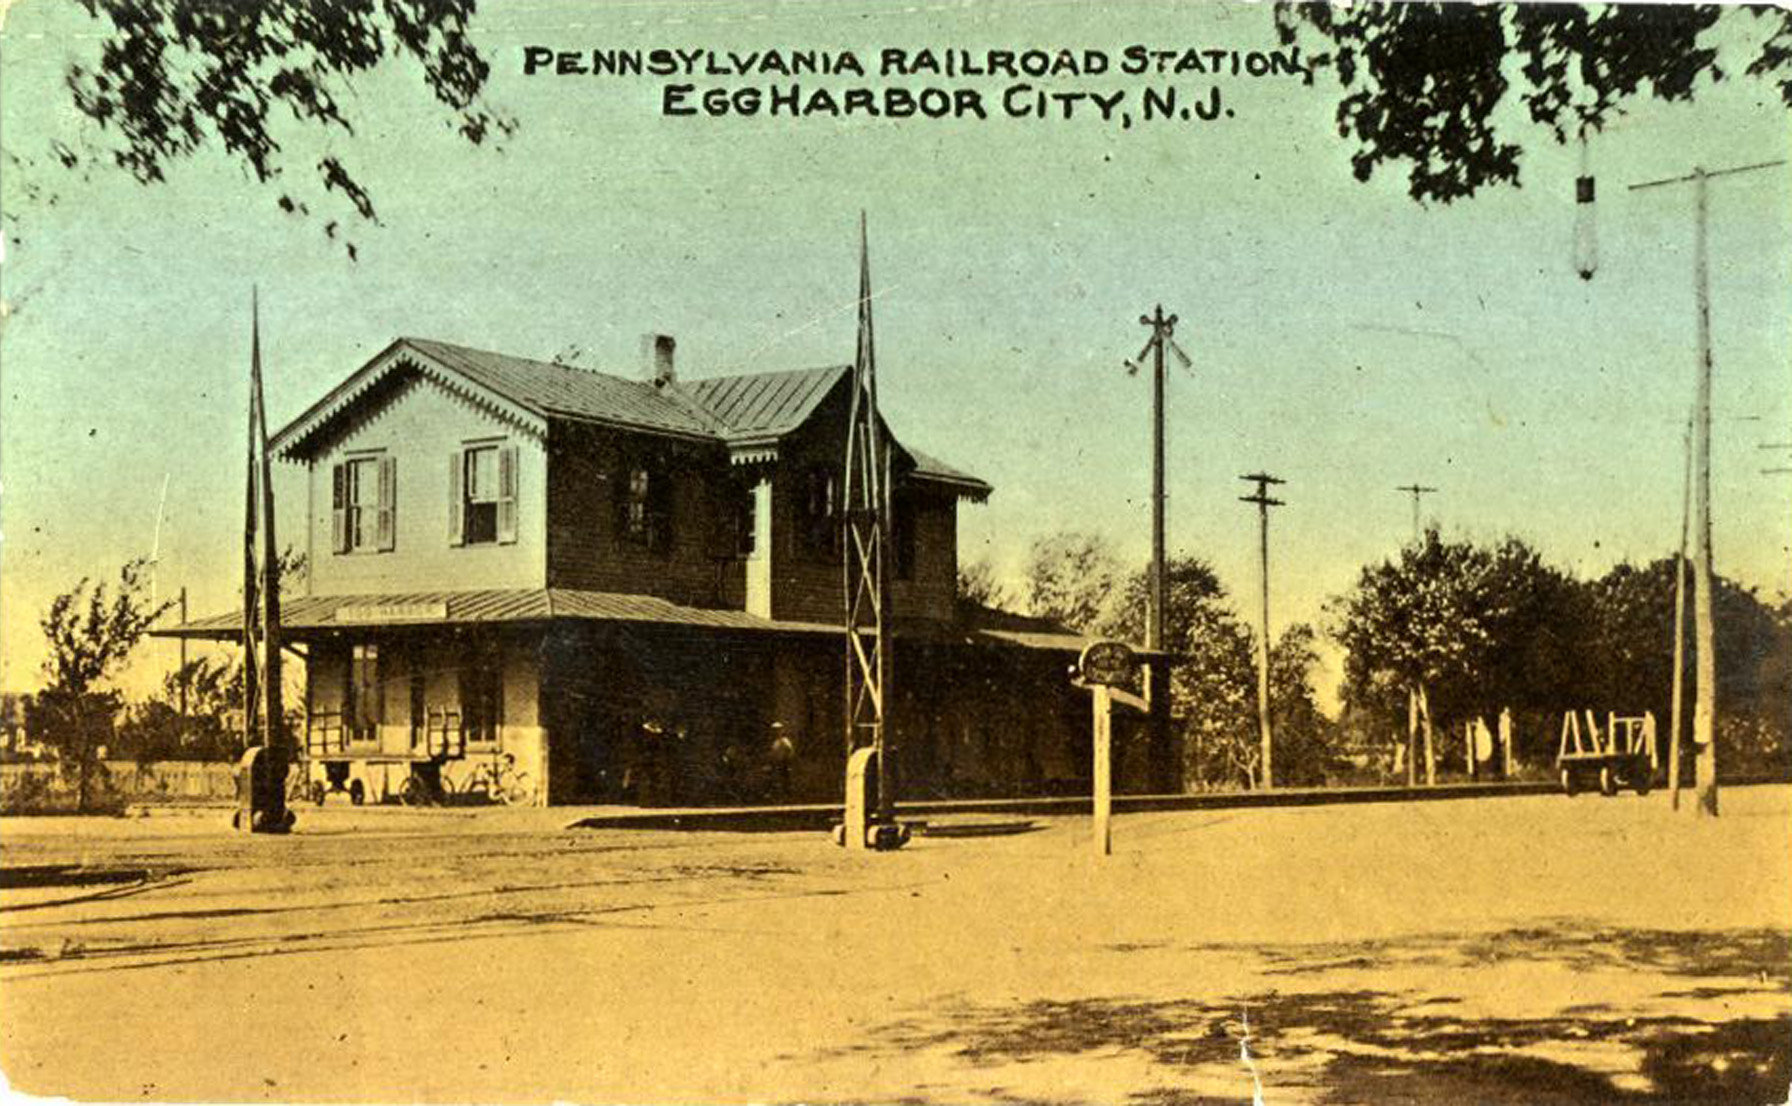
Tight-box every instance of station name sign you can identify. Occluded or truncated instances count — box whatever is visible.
[335,601,449,625]
[1078,640,1138,687]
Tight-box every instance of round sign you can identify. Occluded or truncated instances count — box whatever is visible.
[1078,640,1137,686]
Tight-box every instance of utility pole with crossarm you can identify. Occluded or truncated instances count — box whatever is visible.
[1240,472,1285,790]
[1627,158,1786,818]
[1396,483,1437,543]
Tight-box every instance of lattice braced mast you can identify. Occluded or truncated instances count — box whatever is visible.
[842,212,894,823]
[238,288,293,833]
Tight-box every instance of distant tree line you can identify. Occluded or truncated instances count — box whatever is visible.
[961,529,1792,791]
[1331,530,1790,779]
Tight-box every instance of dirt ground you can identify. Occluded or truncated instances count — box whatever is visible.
[1,786,1788,1105]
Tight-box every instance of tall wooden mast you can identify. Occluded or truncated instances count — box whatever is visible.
[842,213,894,822]
[253,290,285,770]
[239,288,291,832]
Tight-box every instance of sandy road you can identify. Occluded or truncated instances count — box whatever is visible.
[2,787,1788,1103]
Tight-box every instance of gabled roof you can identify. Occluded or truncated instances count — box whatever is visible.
[271,336,989,498]
[271,337,717,457]
[406,338,720,437]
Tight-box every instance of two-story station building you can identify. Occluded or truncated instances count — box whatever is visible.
[165,335,1173,806]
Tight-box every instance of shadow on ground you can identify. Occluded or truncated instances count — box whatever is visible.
[818,925,1792,1105]
[1256,925,1792,991]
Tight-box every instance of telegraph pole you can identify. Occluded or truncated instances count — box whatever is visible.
[1129,305,1185,652]
[1240,473,1285,789]
[1395,484,1437,785]
[1669,418,1692,810]
[1629,158,1785,817]
[1396,484,1437,542]
[178,587,190,720]
[1123,309,1191,794]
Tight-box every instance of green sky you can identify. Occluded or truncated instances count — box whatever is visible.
[2,0,1789,704]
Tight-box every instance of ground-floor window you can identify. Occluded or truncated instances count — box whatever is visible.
[461,642,502,748]
[348,644,381,744]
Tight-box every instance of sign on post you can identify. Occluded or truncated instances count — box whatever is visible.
[1078,641,1142,857]
[1079,640,1137,687]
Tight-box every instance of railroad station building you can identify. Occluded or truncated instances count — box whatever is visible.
[163,335,1173,806]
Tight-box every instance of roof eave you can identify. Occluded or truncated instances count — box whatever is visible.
[543,410,723,446]
[911,473,993,503]
[272,340,548,461]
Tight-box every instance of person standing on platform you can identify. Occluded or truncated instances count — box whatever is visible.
[768,722,796,803]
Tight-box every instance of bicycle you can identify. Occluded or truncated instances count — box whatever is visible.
[397,754,531,806]
[465,753,532,806]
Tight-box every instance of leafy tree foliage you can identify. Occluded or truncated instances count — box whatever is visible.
[956,556,1015,613]
[1330,530,1581,731]
[1266,622,1331,787]
[29,559,174,809]
[116,657,245,763]
[1331,533,1792,776]
[40,0,514,256]
[1584,558,1792,774]
[1103,556,1332,789]
[1276,4,1792,203]
[1023,531,1122,632]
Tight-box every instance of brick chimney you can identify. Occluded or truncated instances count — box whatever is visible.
[642,333,676,387]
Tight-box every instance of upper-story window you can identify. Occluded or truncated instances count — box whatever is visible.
[617,459,673,553]
[331,454,395,554]
[450,442,518,547]
[734,482,759,559]
[804,465,839,562]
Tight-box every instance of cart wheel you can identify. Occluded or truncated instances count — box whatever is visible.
[1634,771,1652,797]
[349,779,366,806]
[1561,768,1578,797]
[399,776,431,807]
[1599,765,1617,797]
[310,781,327,806]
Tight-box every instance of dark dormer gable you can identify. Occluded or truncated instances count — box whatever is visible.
[680,364,848,451]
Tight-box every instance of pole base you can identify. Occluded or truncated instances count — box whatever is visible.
[234,747,296,834]
[831,820,911,851]
[232,807,296,834]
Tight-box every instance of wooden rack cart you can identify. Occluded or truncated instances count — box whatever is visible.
[1557,710,1658,797]
[294,706,468,806]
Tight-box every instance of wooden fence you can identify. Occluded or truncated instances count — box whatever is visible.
[0,760,236,811]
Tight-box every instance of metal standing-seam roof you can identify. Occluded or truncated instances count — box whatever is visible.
[158,588,838,638]
[403,338,720,437]
[154,588,1115,656]
[270,336,990,497]
[680,364,847,442]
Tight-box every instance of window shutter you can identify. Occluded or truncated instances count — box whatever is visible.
[497,444,518,545]
[448,451,465,546]
[376,455,397,552]
[331,463,349,554]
